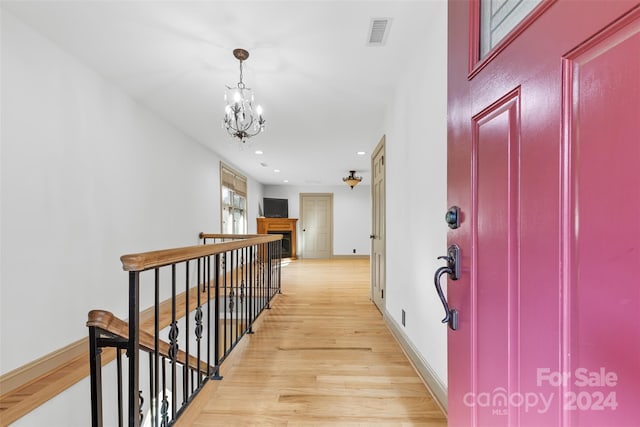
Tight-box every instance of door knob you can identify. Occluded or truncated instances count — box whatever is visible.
[433,244,460,330]
[370,234,376,239]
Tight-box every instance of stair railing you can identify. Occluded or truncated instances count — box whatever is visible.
[87,234,282,427]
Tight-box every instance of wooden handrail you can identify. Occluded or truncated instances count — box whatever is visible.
[87,310,211,375]
[198,233,262,240]
[121,234,281,271]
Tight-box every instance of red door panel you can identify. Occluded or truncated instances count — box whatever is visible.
[564,13,640,426]
[447,1,640,426]
[473,90,522,426]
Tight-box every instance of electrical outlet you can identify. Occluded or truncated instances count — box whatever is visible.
[353,248,356,253]
[402,309,406,327]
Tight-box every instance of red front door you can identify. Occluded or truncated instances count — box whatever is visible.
[446,1,640,426]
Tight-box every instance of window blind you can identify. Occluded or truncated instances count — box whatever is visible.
[220,163,247,197]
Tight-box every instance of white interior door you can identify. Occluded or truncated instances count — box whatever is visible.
[371,136,385,311]
[300,193,333,258]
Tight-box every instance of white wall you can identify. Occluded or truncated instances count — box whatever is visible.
[0,11,261,425]
[382,2,448,389]
[246,175,264,234]
[264,184,371,256]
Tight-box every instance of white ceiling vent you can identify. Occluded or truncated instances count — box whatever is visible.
[367,18,392,46]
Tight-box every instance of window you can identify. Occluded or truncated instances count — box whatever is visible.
[220,163,248,234]
[480,0,542,58]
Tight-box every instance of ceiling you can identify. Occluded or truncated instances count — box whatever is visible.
[2,1,443,186]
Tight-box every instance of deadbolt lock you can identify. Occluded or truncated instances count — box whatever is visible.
[445,206,460,229]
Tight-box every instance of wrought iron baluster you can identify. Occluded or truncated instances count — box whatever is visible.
[153,268,160,427]
[168,322,179,363]
[88,325,104,427]
[239,248,245,338]
[148,353,154,427]
[247,246,254,333]
[117,348,123,427]
[183,261,190,405]
[138,390,144,425]
[213,253,222,379]
[161,357,168,427]
[196,257,202,388]
[207,255,212,373]
[128,271,140,427]
[268,241,272,300]
[195,307,203,358]
[223,252,228,356]
[170,265,177,419]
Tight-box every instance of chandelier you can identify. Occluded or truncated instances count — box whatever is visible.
[343,170,363,189]
[223,49,265,143]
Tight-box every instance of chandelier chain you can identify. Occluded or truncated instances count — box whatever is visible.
[238,60,245,89]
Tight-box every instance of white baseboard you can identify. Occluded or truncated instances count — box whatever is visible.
[331,254,369,259]
[383,310,448,415]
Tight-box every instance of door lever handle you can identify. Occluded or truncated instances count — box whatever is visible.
[434,266,455,324]
[438,244,460,280]
[433,244,460,330]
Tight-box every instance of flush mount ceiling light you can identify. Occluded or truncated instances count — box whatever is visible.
[223,48,265,143]
[343,170,363,189]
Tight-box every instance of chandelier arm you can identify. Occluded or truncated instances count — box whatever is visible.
[226,115,261,139]
[242,112,254,132]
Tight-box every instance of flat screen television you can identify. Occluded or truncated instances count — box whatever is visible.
[263,198,288,218]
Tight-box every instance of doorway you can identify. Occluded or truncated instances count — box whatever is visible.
[371,136,386,312]
[300,193,333,258]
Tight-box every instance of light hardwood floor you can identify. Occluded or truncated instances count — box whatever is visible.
[184,258,447,426]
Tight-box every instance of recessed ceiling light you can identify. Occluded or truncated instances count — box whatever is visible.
[255,150,263,155]
[283,180,289,183]
[274,169,281,173]
[357,151,366,155]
